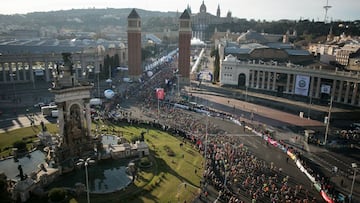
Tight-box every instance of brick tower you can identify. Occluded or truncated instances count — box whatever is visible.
[127,9,142,80]
[178,9,192,85]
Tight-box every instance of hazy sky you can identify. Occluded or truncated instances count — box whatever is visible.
[1,0,359,21]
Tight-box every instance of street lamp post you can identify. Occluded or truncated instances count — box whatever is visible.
[177,73,180,98]
[204,114,208,166]
[222,159,227,187]
[324,96,333,145]
[77,158,95,203]
[10,72,17,113]
[307,93,313,119]
[97,72,100,98]
[245,85,248,102]
[349,163,358,203]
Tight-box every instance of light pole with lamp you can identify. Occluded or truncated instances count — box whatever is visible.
[108,65,112,88]
[77,158,95,203]
[10,71,17,113]
[324,96,333,145]
[177,73,180,98]
[204,114,208,166]
[97,72,100,98]
[349,163,358,203]
[307,93,313,119]
[214,157,227,203]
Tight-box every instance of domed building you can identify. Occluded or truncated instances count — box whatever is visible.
[236,30,268,44]
[190,1,233,41]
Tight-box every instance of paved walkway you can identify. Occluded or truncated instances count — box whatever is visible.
[0,112,49,133]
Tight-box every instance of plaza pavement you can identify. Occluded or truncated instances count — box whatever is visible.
[0,76,359,202]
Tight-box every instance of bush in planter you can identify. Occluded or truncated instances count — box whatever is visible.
[139,157,151,167]
[163,145,175,157]
[48,187,67,203]
[13,140,27,152]
[130,136,140,144]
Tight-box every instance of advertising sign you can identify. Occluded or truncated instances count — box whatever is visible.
[294,75,310,96]
[321,84,331,94]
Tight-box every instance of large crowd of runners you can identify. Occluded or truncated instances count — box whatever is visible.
[95,56,337,203]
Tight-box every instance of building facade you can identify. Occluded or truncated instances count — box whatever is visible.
[220,55,360,107]
[308,32,360,68]
[0,38,128,85]
[190,1,233,41]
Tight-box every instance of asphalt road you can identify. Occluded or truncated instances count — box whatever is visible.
[187,83,359,202]
[0,67,358,202]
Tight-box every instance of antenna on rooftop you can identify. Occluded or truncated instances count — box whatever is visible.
[323,0,332,23]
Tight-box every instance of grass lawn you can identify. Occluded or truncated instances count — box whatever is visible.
[82,123,204,203]
[0,121,204,203]
[0,123,58,157]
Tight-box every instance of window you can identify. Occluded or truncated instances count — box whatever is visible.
[180,21,190,28]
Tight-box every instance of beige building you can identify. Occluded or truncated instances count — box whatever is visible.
[308,32,360,68]
[220,55,360,107]
[0,43,127,85]
[336,44,360,66]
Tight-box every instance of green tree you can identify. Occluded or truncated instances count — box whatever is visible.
[48,187,67,203]
[103,55,111,78]
[210,48,220,82]
[114,53,120,67]
[13,140,27,152]
[0,178,12,203]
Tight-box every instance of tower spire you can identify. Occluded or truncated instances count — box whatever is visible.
[217,4,220,17]
[323,0,332,23]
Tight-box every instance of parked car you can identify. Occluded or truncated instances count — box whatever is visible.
[34,102,46,108]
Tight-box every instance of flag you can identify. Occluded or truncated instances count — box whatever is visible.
[156,88,165,100]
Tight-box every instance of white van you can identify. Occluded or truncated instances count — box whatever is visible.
[90,98,102,106]
[51,110,59,118]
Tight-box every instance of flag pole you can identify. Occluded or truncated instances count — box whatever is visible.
[157,98,160,120]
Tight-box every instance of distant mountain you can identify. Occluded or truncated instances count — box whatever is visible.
[0,8,358,41]
[0,8,178,33]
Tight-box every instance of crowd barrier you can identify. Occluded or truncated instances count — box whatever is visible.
[231,119,336,203]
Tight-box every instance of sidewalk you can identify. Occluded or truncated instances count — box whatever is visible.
[0,113,49,133]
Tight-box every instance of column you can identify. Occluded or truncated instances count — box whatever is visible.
[16,63,20,81]
[261,71,266,89]
[337,80,344,102]
[286,74,291,92]
[331,80,337,99]
[309,76,315,98]
[23,63,27,81]
[44,61,50,82]
[81,60,86,79]
[272,72,277,91]
[1,63,5,82]
[9,64,14,82]
[58,103,65,141]
[344,81,350,104]
[256,70,260,88]
[85,102,92,137]
[315,77,321,98]
[29,62,34,82]
[292,75,296,93]
[250,70,255,88]
[267,71,271,90]
[351,82,358,105]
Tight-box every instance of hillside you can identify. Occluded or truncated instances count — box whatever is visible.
[0,8,178,33]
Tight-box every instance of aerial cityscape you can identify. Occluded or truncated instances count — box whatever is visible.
[0,0,359,203]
